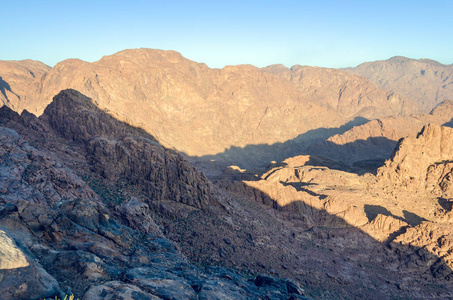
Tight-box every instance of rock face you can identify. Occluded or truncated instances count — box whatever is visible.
[347,56,453,112]
[40,89,214,209]
[377,124,453,191]
[0,49,418,172]
[0,229,61,300]
[262,64,417,118]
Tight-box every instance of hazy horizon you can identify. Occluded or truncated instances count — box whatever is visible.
[1,0,452,69]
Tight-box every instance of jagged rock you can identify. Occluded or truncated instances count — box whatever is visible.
[42,89,215,210]
[0,230,61,300]
[284,278,305,295]
[392,222,453,280]
[0,230,28,270]
[363,214,409,242]
[125,267,197,300]
[83,281,162,300]
[117,197,163,236]
[377,124,453,190]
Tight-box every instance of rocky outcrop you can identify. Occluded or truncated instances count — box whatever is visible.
[377,124,453,191]
[41,89,215,210]
[117,198,163,236]
[0,230,61,300]
[347,56,453,112]
[392,222,453,280]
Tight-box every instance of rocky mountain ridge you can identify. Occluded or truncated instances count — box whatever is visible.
[377,123,453,193]
[0,49,419,172]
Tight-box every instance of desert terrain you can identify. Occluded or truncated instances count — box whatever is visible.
[1,49,453,299]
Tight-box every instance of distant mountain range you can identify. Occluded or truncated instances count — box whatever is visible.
[5,50,452,172]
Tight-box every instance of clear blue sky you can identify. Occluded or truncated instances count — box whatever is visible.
[1,0,452,68]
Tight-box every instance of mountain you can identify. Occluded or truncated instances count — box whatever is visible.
[347,56,453,112]
[0,59,50,111]
[0,49,418,172]
[1,89,452,299]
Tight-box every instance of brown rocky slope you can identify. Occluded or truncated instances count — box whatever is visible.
[347,56,453,112]
[214,127,453,297]
[306,99,453,167]
[0,89,312,299]
[0,49,418,172]
[1,89,451,299]
[0,60,50,111]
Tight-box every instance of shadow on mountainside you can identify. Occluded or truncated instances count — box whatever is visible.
[364,204,427,226]
[443,118,453,128]
[306,136,398,169]
[1,89,452,299]
[187,117,369,176]
[280,181,327,199]
[190,115,453,180]
[177,176,453,299]
[0,76,19,103]
[189,134,396,179]
[438,197,453,211]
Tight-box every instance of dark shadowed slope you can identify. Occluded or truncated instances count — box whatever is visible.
[306,99,453,168]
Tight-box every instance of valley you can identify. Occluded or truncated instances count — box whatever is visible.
[1,49,453,299]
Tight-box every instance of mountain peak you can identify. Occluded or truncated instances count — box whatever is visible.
[386,56,444,66]
[98,48,187,65]
[387,56,413,64]
[348,55,453,113]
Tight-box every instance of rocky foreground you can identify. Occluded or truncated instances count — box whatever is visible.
[0,90,309,299]
[1,89,453,299]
